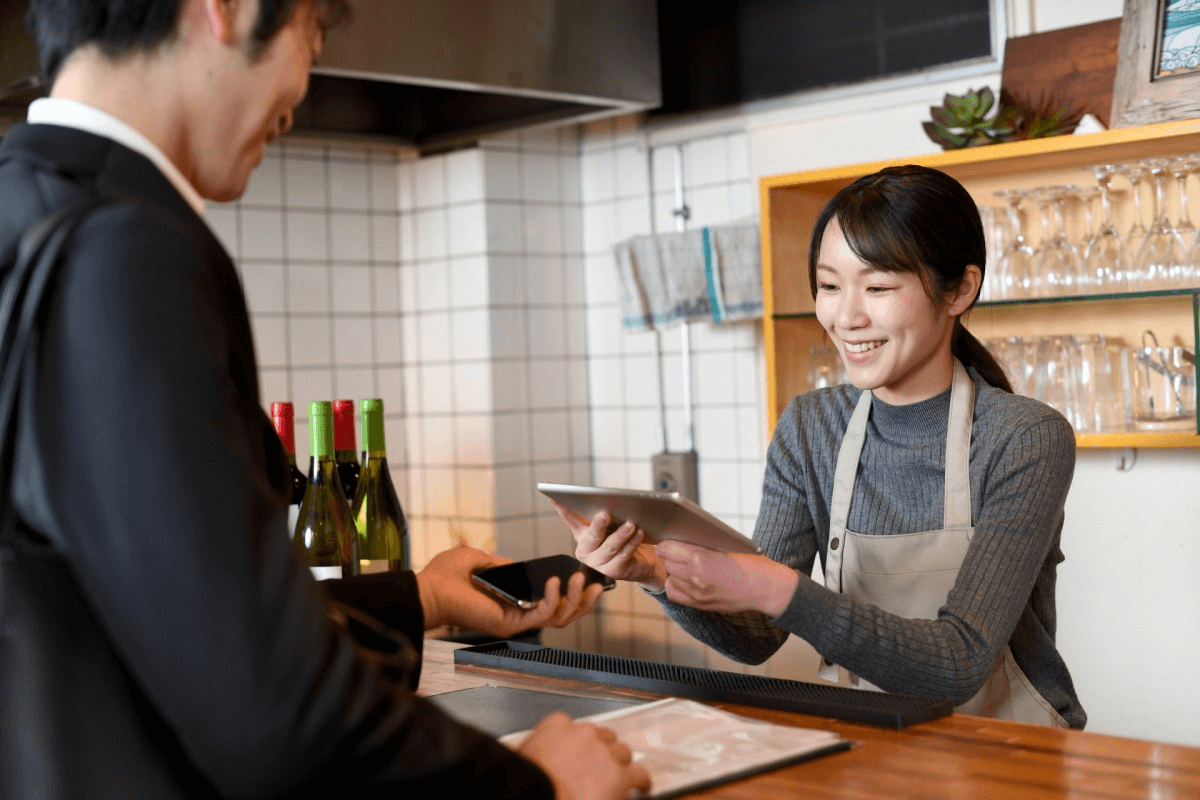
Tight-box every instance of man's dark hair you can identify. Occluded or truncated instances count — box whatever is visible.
[24,0,351,87]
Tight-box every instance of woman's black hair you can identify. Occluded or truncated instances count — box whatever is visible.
[808,164,1013,393]
[25,0,351,87]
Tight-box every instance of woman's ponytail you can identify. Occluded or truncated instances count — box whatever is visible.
[952,321,1013,393]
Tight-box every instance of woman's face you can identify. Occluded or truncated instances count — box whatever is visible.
[813,217,970,405]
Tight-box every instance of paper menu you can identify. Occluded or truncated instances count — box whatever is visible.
[501,697,851,799]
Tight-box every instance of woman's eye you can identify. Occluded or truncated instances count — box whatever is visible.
[866,285,893,293]
[817,283,838,292]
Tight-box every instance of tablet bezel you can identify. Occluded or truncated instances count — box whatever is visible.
[537,482,762,555]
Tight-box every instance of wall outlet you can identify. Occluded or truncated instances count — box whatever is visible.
[651,450,699,502]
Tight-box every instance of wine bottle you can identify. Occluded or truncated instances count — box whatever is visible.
[294,401,359,580]
[332,399,361,504]
[352,398,409,573]
[270,401,308,538]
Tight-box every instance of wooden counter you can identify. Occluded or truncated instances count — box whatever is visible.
[419,638,1200,798]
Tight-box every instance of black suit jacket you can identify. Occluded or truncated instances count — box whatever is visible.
[0,123,552,799]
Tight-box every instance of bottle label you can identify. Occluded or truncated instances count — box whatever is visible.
[359,559,391,574]
[310,566,343,581]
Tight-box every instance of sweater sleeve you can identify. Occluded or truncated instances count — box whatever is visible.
[653,397,822,664]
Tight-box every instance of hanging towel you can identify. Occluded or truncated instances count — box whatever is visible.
[613,221,763,331]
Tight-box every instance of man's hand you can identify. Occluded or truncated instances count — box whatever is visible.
[416,546,604,637]
[549,498,667,591]
[518,712,651,800]
[657,541,798,617]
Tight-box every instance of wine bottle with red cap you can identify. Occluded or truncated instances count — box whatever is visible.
[352,398,409,573]
[270,401,307,538]
[332,399,361,505]
[294,401,358,580]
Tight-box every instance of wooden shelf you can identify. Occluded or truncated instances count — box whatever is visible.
[1077,432,1199,448]
[759,119,1200,449]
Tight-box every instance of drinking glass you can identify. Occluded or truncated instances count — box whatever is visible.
[1036,335,1079,426]
[1117,162,1150,275]
[1032,186,1082,297]
[1134,158,1188,290]
[1169,156,1198,253]
[1081,164,1131,294]
[807,342,847,389]
[978,204,1009,301]
[993,189,1036,299]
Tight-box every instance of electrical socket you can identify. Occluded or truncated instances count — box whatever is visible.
[651,450,699,502]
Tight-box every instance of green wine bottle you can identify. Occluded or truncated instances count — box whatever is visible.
[294,401,359,580]
[352,398,409,573]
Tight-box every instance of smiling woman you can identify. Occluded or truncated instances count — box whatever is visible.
[563,163,1087,732]
[808,165,1009,404]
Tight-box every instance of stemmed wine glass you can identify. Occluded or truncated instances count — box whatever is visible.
[1134,158,1188,291]
[993,189,1036,299]
[1081,164,1131,294]
[1169,156,1198,255]
[1117,163,1151,287]
[1032,186,1082,297]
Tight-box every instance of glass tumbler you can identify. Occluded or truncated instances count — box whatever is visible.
[1127,345,1197,430]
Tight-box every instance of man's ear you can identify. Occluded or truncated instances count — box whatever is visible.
[948,264,982,316]
[202,0,242,45]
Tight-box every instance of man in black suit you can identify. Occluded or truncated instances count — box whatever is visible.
[0,2,651,798]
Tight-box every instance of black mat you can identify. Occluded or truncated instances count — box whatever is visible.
[454,640,952,728]
[428,684,642,738]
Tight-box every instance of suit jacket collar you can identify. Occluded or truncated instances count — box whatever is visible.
[0,123,201,227]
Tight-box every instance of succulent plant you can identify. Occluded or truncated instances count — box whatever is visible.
[998,89,1085,141]
[922,87,1014,150]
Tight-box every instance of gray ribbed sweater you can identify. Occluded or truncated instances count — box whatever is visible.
[657,368,1087,728]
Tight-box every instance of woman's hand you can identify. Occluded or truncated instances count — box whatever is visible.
[416,546,605,636]
[549,498,667,591]
[657,541,799,617]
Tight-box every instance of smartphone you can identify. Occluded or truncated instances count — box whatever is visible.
[471,554,616,609]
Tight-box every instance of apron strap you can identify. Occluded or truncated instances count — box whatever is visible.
[823,387,873,595]
[943,360,974,530]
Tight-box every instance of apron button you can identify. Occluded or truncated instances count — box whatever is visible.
[830,537,840,550]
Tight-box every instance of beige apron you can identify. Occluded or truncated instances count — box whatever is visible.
[815,361,1068,727]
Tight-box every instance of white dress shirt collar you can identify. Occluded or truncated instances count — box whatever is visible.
[27,97,206,216]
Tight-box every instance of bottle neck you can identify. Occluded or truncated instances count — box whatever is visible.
[362,405,387,455]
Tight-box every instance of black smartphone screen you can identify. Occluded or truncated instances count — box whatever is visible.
[472,555,615,608]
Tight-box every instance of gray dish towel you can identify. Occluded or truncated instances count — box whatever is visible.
[614,221,763,331]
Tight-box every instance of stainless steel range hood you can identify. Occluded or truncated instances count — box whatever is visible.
[1,0,662,155]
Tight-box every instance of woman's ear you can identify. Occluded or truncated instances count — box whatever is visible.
[948,264,982,316]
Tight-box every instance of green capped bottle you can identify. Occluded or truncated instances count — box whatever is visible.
[294,401,359,580]
[352,398,409,573]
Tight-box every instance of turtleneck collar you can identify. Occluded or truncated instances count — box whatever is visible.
[869,382,953,442]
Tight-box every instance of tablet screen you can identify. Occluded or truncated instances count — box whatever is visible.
[538,483,762,555]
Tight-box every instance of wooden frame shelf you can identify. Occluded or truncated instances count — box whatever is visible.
[760,119,1200,449]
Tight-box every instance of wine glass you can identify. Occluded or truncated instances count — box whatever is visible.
[1032,186,1082,297]
[1071,184,1100,294]
[1117,162,1150,281]
[993,189,1036,299]
[1134,158,1188,290]
[1169,156,1198,254]
[1081,164,1132,294]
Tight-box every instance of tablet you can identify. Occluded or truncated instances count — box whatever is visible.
[537,483,762,555]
